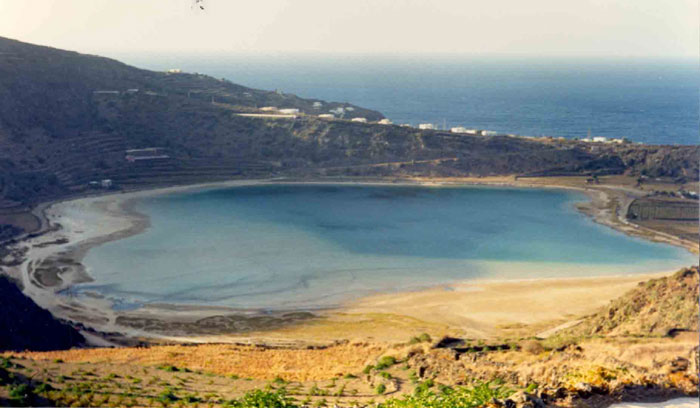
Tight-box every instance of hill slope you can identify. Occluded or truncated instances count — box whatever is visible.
[0,275,84,351]
[0,36,697,212]
[562,266,699,337]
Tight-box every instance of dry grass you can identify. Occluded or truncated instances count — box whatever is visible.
[6,342,389,381]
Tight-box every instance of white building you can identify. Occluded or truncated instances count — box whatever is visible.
[101,179,113,188]
[167,68,181,74]
[418,123,435,130]
[260,106,278,112]
[450,126,467,133]
[278,108,300,115]
[482,130,498,136]
[378,119,393,125]
[351,117,367,123]
[593,136,607,143]
[318,114,334,119]
[313,102,323,109]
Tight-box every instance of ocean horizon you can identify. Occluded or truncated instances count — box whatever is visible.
[112,53,699,145]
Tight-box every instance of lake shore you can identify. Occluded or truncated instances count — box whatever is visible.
[2,175,696,345]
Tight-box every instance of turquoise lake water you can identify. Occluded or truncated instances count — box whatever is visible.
[77,185,695,310]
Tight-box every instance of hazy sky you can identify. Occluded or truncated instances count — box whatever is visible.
[1,0,698,58]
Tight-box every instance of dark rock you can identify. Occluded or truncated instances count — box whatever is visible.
[0,274,84,351]
[668,357,690,373]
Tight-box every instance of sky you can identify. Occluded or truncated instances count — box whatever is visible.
[0,0,698,58]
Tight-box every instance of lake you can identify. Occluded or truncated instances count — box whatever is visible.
[75,185,695,311]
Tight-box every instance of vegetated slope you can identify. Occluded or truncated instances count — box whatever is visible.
[563,266,699,337]
[0,275,84,351]
[0,36,697,210]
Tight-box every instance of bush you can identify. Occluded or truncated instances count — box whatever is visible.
[376,384,387,394]
[379,381,513,408]
[375,356,397,370]
[409,333,432,344]
[227,389,299,408]
[9,383,34,406]
[34,382,54,394]
[157,389,179,403]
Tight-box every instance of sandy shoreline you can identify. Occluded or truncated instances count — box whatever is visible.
[2,176,696,344]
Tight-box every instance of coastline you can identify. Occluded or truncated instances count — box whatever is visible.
[2,176,696,345]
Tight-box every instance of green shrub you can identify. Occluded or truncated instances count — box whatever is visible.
[414,379,434,395]
[409,333,433,344]
[379,380,513,408]
[226,389,299,407]
[525,383,538,393]
[157,389,179,403]
[375,356,397,370]
[9,383,33,406]
[376,384,387,395]
[34,382,54,394]
[363,364,374,374]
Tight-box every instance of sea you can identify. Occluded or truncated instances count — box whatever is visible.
[77,185,696,310]
[116,53,699,145]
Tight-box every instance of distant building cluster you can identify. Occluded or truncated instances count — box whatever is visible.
[580,136,627,144]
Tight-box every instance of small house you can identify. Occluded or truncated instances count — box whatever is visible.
[279,108,300,115]
[418,123,435,130]
[351,117,367,123]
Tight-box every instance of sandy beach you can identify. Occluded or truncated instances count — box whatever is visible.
[2,176,696,345]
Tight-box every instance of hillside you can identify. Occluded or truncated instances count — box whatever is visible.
[0,275,84,351]
[560,266,699,337]
[2,270,698,407]
[0,36,698,218]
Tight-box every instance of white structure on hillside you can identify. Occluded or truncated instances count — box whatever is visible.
[318,114,334,119]
[260,106,277,112]
[450,126,467,133]
[378,119,393,125]
[351,117,367,123]
[101,179,113,188]
[313,102,323,109]
[329,107,345,116]
[167,68,182,74]
[279,108,300,115]
[418,123,435,130]
[593,136,607,143]
[482,130,498,136]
